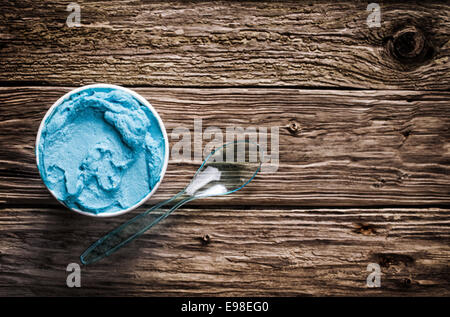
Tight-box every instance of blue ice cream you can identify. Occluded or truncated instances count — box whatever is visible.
[37,87,166,215]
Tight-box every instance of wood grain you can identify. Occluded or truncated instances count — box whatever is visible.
[0,1,449,89]
[0,206,448,296]
[0,1,449,298]
[1,87,449,207]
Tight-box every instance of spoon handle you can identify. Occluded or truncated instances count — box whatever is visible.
[80,194,193,265]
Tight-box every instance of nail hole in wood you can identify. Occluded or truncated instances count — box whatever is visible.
[354,223,377,235]
[402,130,411,138]
[397,277,413,289]
[200,234,211,245]
[287,120,301,135]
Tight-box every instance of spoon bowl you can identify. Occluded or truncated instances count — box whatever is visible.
[186,141,261,197]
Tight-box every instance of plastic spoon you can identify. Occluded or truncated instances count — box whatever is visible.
[80,141,262,265]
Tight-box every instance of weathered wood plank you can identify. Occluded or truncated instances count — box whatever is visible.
[0,206,448,296]
[1,87,449,207]
[0,1,449,89]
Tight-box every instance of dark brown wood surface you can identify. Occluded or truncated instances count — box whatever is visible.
[1,1,449,89]
[1,87,450,207]
[1,207,449,296]
[0,0,449,296]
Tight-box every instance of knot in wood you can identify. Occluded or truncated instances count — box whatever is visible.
[386,26,434,67]
[392,26,425,60]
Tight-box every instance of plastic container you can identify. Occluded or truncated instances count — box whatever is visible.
[35,84,169,217]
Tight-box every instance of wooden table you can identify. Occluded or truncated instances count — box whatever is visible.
[0,1,449,296]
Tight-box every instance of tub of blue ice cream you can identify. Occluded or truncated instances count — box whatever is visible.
[36,84,169,217]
